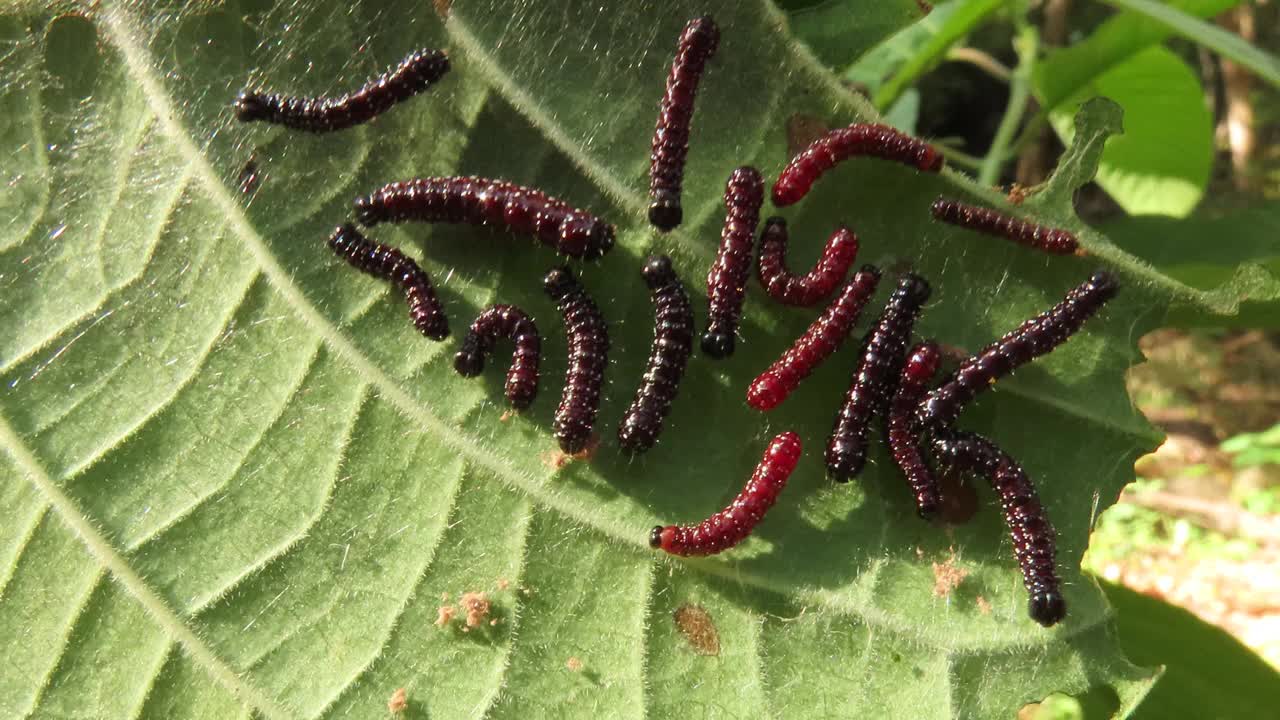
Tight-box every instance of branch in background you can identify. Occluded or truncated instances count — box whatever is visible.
[1219,5,1259,192]
[945,46,1012,82]
[1123,489,1280,546]
[1016,0,1072,186]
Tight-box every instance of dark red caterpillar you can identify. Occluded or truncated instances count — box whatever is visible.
[327,223,448,340]
[773,123,944,207]
[930,197,1080,255]
[650,431,801,556]
[917,270,1118,428]
[931,430,1065,627]
[454,305,541,410]
[618,256,694,454]
[235,49,449,133]
[826,273,931,482]
[648,15,720,231]
[544,266,609,454]
[703,166,765,358]
[756,218,860,306]
[885,341,942,519]
[747,265,882,411]
[354,176,616,260]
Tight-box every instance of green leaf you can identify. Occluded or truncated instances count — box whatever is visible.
[782,0,924,70]
[1098,0,1280,88]
[1102,203,1280,327]
[846,0,965,95]
[871,0,1006,109]
[1047,46,1213,217]
[1033,0,1242,112]
[0,2,1264,717]
[1101,581,1280,720]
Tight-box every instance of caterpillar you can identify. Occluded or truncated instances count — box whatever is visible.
[453,305,541,410]
[930,430,1065,627]
[826,273,931,481]
[772,123,944,207]
[885,341,942,519]
[235,48,450,133]
[756,217,860,306]
[544,266,609,454]
[353,176,616,260]
[327,223,448,340]
[648,15,720,232]
[746,265,882,411]
[703,166,765,358]
[650,431,801,556]
[618,256,695,454]
[917,270,1118,428]
[930,197,1079,255]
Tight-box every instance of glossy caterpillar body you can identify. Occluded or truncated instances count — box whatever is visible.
[931,430,1065,627]
[650,432,801,556]
[773,123,943,207]
[826,273,931,481]
[885,341,942,519]
[354,176,616,260]
[756,218,860,306]
[235,49,449,132]
[703,166,765,358]
[917,271,1118,428]
[454,305,541,410]
[618,256,695,454]
[544,267,609,454]
[327,223,448,340]
[648,15,720,231]
[930,197,1079,255]
[747,265,882,412]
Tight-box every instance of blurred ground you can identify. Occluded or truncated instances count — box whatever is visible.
[1086,330,1280,669]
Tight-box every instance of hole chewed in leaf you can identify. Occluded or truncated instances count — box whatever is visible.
[1018,685,1121,720]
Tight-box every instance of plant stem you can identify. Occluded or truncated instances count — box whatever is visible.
[945,46,1012,82]
[979,23,1038,187]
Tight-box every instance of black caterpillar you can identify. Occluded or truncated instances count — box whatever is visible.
[917,271,1118,428]
[885,341,942,519]
[235,49,450,132]
[618,256,694,454]
[545,266,609,454]
[826,273,931,481]
[703,166,764,358]
[327,224,448,340]
[648,15,720,231]
[454,305,541,410]
[354,176,616,260]
[931,430,1065,627]
[930,197,1080,255]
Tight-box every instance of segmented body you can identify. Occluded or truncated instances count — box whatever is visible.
[885,341,942,519]
[703,166,765,358]
[354,176,616,260]
[650,432,801,556]
[826,273,931,481]
[747,265,882,411]
[235,49,449,132]
[454,305,541,410]
[930,197,1079,255]
[917,271,1118,428]
[544,267,609,454]
[618,256,695,454]
[772,123,943,207]
[931,430,1065,627]
[648,15,720,231]
[327,224,448,340]
[756,218,860,306]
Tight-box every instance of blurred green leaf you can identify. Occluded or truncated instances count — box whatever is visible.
[1047,46,1212,217]
[1102,580,1280,720]
[871,0,1005,109]
[1099,0,1280,88]
[1033,0,1241,111]
[783,0,923,69]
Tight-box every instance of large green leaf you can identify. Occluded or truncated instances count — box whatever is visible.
[781,0,924,70]
[1047,45,1213,217]
[0,1,1269,717]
